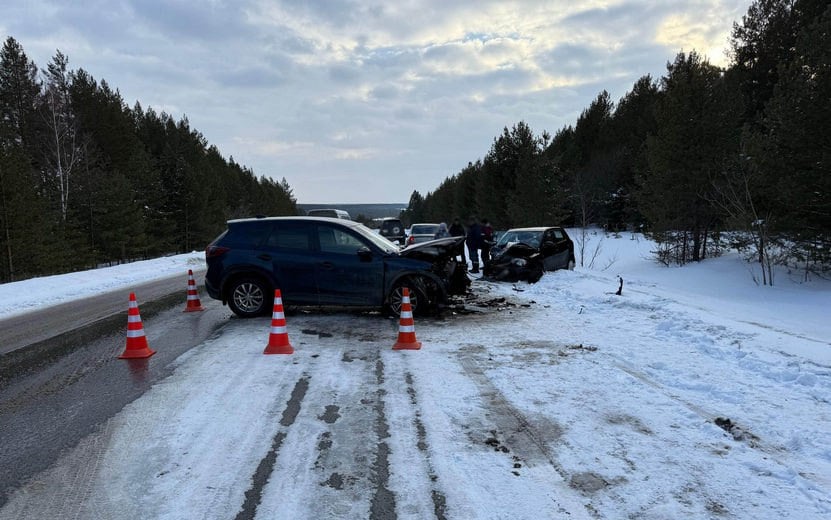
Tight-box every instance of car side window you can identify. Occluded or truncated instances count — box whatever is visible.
[318,226,365,254]
[265,223,311,251]
[228,221,273,247]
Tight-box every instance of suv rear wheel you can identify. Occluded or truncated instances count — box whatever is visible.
[227,277,270,318]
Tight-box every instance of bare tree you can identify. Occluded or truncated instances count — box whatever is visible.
[711,154,776,285]
[40,50,81,221]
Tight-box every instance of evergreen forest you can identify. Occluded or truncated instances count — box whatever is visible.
[0,38,296,282]
[401,0,830,282]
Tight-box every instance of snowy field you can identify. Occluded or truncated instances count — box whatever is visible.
[1,230,830,519]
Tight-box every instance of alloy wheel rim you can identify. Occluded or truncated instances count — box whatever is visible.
[233,282,264,313]
[391,286,418,314]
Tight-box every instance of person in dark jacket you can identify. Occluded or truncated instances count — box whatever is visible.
[481,218,494,269]
[448,217,466,262]
[466,216,484,273]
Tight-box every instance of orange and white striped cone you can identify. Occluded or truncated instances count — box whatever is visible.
[264,289,294,355]
[393,287,422,350]
[183,269,205,312]
[119,292,156,359]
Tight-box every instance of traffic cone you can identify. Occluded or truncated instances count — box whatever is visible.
[119,292,156,359]
[264,289,294,355]
[393,287,422,350]
[183,269,205,312]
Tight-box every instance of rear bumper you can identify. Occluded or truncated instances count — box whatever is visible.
[205,276,221,301]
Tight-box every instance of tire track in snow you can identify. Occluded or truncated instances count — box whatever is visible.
[235,375,309,520]
[403,371,447,520]
[369,358,397,520]
[457,347,589,518]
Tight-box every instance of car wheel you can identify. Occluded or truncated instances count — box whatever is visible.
[227,277,270,318]
[386,281,428,316]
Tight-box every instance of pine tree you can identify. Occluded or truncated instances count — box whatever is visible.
[639,51,742,264]
[753,4,831,273]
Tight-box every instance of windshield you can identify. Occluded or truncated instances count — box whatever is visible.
[411,224,439,235]
[496,230,543,248]
[352,223,400,253]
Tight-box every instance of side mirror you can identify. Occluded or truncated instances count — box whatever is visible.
[357,246,373,262]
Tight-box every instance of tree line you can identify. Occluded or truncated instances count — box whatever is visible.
[402,0,830,282]
[0,37,297,282]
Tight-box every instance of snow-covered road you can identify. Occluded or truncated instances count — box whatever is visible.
[1,232,829,519]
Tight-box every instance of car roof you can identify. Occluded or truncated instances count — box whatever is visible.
[504,226,560,232]
[228,216,361,227]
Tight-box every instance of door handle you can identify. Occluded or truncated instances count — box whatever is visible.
[320,261,334,270]
[257,254,272,261]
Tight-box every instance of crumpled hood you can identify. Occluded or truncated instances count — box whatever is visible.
[399,236,464,258]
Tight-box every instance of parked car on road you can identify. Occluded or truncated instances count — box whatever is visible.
[306,209,351,220]
[205,217,468,317]
[378,217,406,245]
[489,227,575,272]
[406,223,441,246]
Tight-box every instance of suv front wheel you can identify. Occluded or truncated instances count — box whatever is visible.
[227,277,270,318]
[386,280,429,317]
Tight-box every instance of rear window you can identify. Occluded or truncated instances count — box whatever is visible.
[265,223,311,251]
[224,221,273,247]
[381,220,402,231]
[411,224,439,234]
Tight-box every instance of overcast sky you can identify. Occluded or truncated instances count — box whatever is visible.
[2,0,751,204]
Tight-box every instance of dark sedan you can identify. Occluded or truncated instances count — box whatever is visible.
[489,227,575,271]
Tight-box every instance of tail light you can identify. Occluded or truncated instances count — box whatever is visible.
[407,236,415,245]
[206,245,230,258]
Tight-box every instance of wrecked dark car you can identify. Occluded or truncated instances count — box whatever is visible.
[205,217,468,317]
[483,243,545,283]
[484,227,575,283]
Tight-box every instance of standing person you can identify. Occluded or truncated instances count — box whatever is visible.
[481,218,494,269]
[435,222,449,239]
[466,216,483,273]
[448,217,466,262]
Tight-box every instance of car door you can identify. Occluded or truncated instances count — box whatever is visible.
[262,221,318,304]
[540,228,570,271]
[314,224,385,306]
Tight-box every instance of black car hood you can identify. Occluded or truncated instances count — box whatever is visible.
[399,236,464,258]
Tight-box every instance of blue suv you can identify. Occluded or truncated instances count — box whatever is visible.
[205,217,468,317]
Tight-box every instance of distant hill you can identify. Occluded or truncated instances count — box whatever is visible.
[297,203,406,220]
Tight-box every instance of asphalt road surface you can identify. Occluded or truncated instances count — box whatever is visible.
[0,270,230,508]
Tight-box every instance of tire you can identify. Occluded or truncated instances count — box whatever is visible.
[386,281,428,317]
[226,277,270,318]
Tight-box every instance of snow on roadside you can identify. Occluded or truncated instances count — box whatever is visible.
[0,252,205,319]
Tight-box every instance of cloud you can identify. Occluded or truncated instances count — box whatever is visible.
[1,0,752,203]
